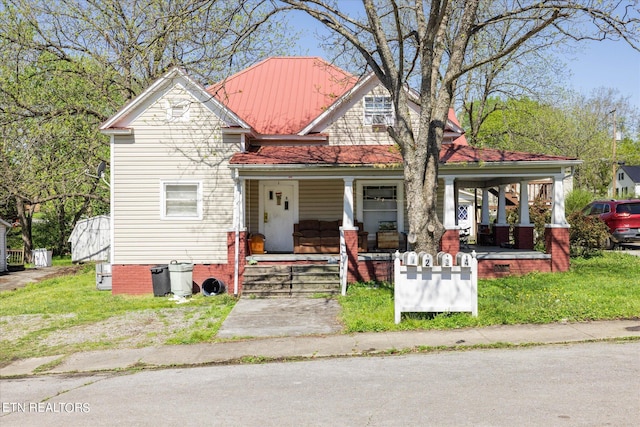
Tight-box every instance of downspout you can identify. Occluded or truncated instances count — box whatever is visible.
[233,168,240,296]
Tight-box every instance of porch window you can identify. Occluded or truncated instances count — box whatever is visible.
[161,181,202,219]
[362,185,398,232]
[364,96,393,126]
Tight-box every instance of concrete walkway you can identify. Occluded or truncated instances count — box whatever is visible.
[2,316,638,378]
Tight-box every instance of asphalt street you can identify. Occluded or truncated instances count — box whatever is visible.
[1,341,639,426]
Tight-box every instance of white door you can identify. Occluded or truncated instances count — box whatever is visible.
[261,182,297,252]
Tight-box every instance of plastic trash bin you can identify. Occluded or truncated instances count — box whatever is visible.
[96,263,112,291]
[168,261,193,297]
[202,277,226,296]
[150,265,171,297]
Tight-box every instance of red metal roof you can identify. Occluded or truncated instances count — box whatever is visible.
[208,57,357,135]
[230,144,576,166]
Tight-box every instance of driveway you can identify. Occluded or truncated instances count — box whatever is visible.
[0,266,82,292]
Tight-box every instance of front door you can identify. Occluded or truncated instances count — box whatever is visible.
[261,181,297,252]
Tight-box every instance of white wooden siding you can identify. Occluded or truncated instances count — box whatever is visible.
[299,180,343,221]
[324,84,420,146]
[112,85,240,264]
[246,179,259,233]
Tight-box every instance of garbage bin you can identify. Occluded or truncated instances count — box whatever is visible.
[150,265,171,297]
[202,277,226,296]
[32,249,53,267]
[96,263,112,291]
[168,261,193,297]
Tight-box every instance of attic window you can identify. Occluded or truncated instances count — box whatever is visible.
[166,99,191,122]
[364,96,393,126]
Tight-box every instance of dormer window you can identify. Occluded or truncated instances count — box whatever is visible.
[364,96,393,126]
[166,99,191,122]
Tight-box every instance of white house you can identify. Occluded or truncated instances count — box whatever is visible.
[612,165,640,197]
[100,57,579,295]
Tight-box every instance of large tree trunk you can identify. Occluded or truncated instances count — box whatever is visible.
[403,115,446,255]
[15,196,34,263]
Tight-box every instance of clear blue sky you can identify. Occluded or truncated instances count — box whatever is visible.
[567,39,640,110]
[289,9,640,112]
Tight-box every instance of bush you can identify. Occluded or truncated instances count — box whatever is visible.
[565,188,594,215]
[567,211,609,257]
[529,196,551,251]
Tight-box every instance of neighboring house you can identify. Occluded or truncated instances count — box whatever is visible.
[612,165,640,197]
[0,218,10,273]
[68,215,111,263]
[100,57,579,295]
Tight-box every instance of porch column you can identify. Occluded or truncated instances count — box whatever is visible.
[341,177,359,288]
[342,177,355,229]
[481,188,490,225]
[231,173,246,296]
[494,185,510,246]
[545,173,570,272]
[441,177,460,255]
[515,180,534,250]
[477,188,492,245]
[550,173,567,226]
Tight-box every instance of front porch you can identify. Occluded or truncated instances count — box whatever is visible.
[227,144,578,296]
[239,244,555,296]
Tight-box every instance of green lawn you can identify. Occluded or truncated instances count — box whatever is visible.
[339,252,640,332]
[1,252,638,363]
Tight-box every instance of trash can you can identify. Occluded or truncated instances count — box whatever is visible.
[150,265,171,297]
[168,261,193,297]
[202,277,226,296]
[32,249,53,267]
[96,263,112,291]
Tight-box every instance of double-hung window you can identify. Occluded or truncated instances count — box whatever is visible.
[364,96,393,126]
[161,181,202,220]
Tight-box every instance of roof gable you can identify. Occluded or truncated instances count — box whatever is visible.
[208,57,357,135]
[621,165,640,183]
[100,67,249,132]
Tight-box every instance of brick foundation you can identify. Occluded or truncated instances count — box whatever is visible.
[494,225,510,246]
[514,226,534,250]
[477,258,551,279]
[440,229,460,255]
[545,226,570,272]
[343,229,360,283]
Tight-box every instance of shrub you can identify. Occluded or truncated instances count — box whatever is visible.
[529,196,551,251]
[567,211,609,257]
[565,188,595,215]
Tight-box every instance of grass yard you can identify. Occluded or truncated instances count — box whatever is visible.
[0,252,638,363]
[0,264,236,364]
[339,252,640,332]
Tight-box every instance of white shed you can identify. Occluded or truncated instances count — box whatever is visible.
[68,215,110,263]
[0,217,11,273]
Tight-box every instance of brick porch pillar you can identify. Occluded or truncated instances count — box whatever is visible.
[514,225,535,250]
[493,225,510,246]
[227,230,248,295]
[343,228,359,283]
[545,226,570,272]
[440,229,460,256]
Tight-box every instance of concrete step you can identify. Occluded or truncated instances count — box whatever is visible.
[242,264,340,298]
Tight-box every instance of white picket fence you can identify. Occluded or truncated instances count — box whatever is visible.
[394,250,478,324]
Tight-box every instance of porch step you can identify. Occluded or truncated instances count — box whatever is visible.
[242,264,340,297]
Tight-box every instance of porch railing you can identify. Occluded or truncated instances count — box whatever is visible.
[7,249,25,266]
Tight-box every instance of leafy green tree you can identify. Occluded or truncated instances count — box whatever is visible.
[469,90,638,194]
[0,0,294,258]
[280,0,639,253]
